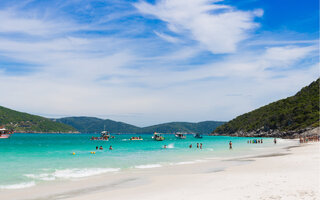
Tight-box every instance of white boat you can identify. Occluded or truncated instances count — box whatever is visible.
[175,132,186,139]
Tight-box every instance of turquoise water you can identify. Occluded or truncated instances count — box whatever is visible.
[0,133,288,189]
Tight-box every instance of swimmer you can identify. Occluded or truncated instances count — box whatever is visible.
[99,146,103,150]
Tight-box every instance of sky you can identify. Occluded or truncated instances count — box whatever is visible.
[0,0,318,127]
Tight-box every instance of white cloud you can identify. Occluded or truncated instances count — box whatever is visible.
[154,31,180,43]
[134,0,262,54]
[0,3,318,126]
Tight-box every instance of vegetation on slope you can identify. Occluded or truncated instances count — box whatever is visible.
[140,121,225,134]
[56,117,140,133]
[214,78,320,134]
[57,117,225,134]
[0,106,77,133]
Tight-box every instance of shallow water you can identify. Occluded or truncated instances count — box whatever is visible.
[0,133,294,189]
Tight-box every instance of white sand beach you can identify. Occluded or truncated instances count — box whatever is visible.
[1,142,319,200]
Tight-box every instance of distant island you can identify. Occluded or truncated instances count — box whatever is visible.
[56,117,225,134]
[212,78,319,138]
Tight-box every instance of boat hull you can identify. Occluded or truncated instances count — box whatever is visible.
[0,134,10,139]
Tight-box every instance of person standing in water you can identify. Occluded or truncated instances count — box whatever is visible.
[197,143,199,148]
[189,144,192,148]
[109,145,113,150]
[163,145,167,149]
[274,138,277,144]
[229,141,232,149]
[200,143,203,149]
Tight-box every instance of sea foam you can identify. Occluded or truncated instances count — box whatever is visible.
[0,181,36,189]
[53,168,120,178]
[24,168,120,181]
[135,164,162,169]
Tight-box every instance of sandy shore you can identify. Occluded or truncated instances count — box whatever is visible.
[1,142,319,200]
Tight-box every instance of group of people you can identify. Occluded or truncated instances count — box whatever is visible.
[96,145,113,150]
[247,139,263,144]
[189,143,203,149]
[299,135,320,143]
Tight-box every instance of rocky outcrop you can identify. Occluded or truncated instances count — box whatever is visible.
[210,126,320,139]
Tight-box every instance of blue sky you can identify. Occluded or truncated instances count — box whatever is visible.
[0,0,318,126]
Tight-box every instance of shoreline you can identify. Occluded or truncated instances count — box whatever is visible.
[1,140,319,200]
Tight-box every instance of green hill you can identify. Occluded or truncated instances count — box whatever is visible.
[214,78,320,135]
[56,117,224,134]
[140,121,225,134]
[56,117,140,133]
[0,106,78,133]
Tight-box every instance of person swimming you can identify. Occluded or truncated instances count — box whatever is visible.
[99,146,103,150]
[229,141,232,149]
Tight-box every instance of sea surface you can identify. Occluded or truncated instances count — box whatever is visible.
[0,133,295,189]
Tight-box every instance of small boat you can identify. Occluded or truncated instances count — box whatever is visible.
[194,133,203,139]
[175,132,186,139]
[0,127,13,139]
[130,136,143,141]
[152,132,164,141]
[91,130,110,141]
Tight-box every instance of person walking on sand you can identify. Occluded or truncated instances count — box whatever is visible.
[274,138,277,144]
[229,141,232,149]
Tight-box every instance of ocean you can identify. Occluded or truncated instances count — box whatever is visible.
[0,133,295,189]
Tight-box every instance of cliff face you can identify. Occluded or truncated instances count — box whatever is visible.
[213,78,320,138]
[211,127,319,139]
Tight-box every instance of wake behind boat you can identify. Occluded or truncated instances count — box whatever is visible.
[0,127,13,139]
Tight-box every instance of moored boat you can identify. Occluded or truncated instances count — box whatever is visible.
[0,127,13,139]
[130,136,143,141]
[175,132,186,139]
[91,130,110,141]
[152,132,164,141]
[194,133,203,139]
